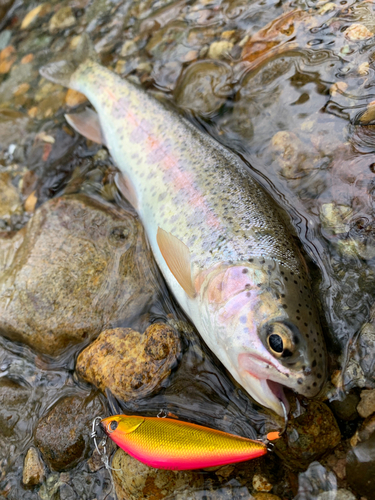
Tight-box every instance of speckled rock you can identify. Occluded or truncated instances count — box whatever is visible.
[76,324,181,401]
[275,400,341,470]
[357,389,375,418]
[252,473,273,492]
[22,447,45,486]
[0,194,157,356]
[35,394,104,471]
[111,449,205,500]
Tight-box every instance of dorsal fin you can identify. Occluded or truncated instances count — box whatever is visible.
[119,416,145,434]
[157,227,196,299]
[65,108,105,145]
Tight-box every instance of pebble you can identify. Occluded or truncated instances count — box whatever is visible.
[208,40,233,59]
[320,203,352,235]
[22,447,45,486]
[65,89,87,107]
[252,473,273,492]
[357,389,375,418]
[0,45,16,74]
[49,6,76,33]
[0,172,22,220]
[252,494,281,500]
[35,394,104,471]
[13,82,30,96]
[76,324,181,401]
[345,24,373,41]
[120,40,138,57]
[111,449,205,500]
[21,3,51,29]
[330,393,360,421]
[330,81,348,97]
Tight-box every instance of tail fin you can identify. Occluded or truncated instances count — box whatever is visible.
[39,33,97,87]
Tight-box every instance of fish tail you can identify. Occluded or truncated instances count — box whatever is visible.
[39,33,97,88]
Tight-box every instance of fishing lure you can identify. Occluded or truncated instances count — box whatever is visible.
[97,414,277,470]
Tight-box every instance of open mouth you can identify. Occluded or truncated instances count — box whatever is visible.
[238,353,290,417]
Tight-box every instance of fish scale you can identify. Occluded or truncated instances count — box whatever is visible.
[40,35,327,416]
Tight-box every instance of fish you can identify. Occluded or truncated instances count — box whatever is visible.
[101,414,268,470]
[40,34,327,417]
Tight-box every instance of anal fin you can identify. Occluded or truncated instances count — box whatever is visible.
[157,227,196,299]
[65,107,105,145]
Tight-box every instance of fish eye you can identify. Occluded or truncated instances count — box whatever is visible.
[108,420,118,432]
[266,323,295,359]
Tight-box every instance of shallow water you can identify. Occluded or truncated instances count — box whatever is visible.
[1,0,375,498]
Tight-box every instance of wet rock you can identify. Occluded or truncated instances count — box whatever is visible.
[0,172,22,220]
[0,195,158,356]
[330,392,360,421]
[208,40,233,59]
[111,449,205,499]
[357,320,375,381]
[22,447,45,486]
[49,6,76,33]
[253,494,281,500]
[76,323,181,401]
[20,3,51,30]
[295,461,337,499]
[0,45,16,74]
[275,400,341,470]
[252,473,273,492]
[346,431,375,498]
[65,89,87,107]
[0,378,30,441]
[175,60,232,117]
[270,131,312,179]
[320,203,353,235]
[357,389,375,418]
[35,394,104,471]
[345,23,373,41]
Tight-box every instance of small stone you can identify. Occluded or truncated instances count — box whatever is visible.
[360,101,375,123]
[318,2,336,14]
[13,82,30,96]
[253,494,281,500]
[22,447,45,486]
[35,394,104,471]
[24,191,37,213]
[0,172,22,220]
[21,3,51,29]
[221,30,235,40]
[76,324,181,401]
[330,392,360,421]
[252,473,273,492]
[111,449,204,499]
[358,62,369,75]
[120,40,138,57]
[49,6,76,33]
[0,45,16,74]
[357,389,375,418]
[330,81,347,96]
[335,490,356,500]
[65,89,87,107]
[345,24,373,41]
[208,40,233,59]
[320,203,352,234]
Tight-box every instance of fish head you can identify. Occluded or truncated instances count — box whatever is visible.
[198,260,327,417]
[101,414,145,444]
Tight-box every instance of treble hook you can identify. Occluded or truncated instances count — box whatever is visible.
[90,416,121,472]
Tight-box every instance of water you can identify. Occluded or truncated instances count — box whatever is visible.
[1,0,375,497]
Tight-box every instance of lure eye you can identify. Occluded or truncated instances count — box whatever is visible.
[266,323,295,358]
[108,420,118,432]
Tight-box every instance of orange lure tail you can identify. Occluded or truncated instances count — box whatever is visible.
[101,414,268,470]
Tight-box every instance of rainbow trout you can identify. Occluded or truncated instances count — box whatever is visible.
[40,35,326,416]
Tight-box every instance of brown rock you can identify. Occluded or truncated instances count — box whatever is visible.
[65,89,87,107]
[275,400,341,470]
[0,195,158,356]
[76,323,181,401]
[253,494,281,500]
[357,389,375,418]
[35,394,104,471]
[0,172,22,220]
[22,447,45,486]
[0,46,16,74]
[111,449,204,500]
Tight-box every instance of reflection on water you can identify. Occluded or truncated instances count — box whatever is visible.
[1,0,375,497]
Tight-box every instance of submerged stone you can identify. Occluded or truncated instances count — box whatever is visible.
[35,394,104,471]
[0,195,158,356]
[22,447,45,486]
[76,324,181,401]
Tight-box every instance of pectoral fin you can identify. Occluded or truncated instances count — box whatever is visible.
[157,228,196,299]
[65,108,105,145]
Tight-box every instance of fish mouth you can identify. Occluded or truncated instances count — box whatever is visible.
[238,353,290,417]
